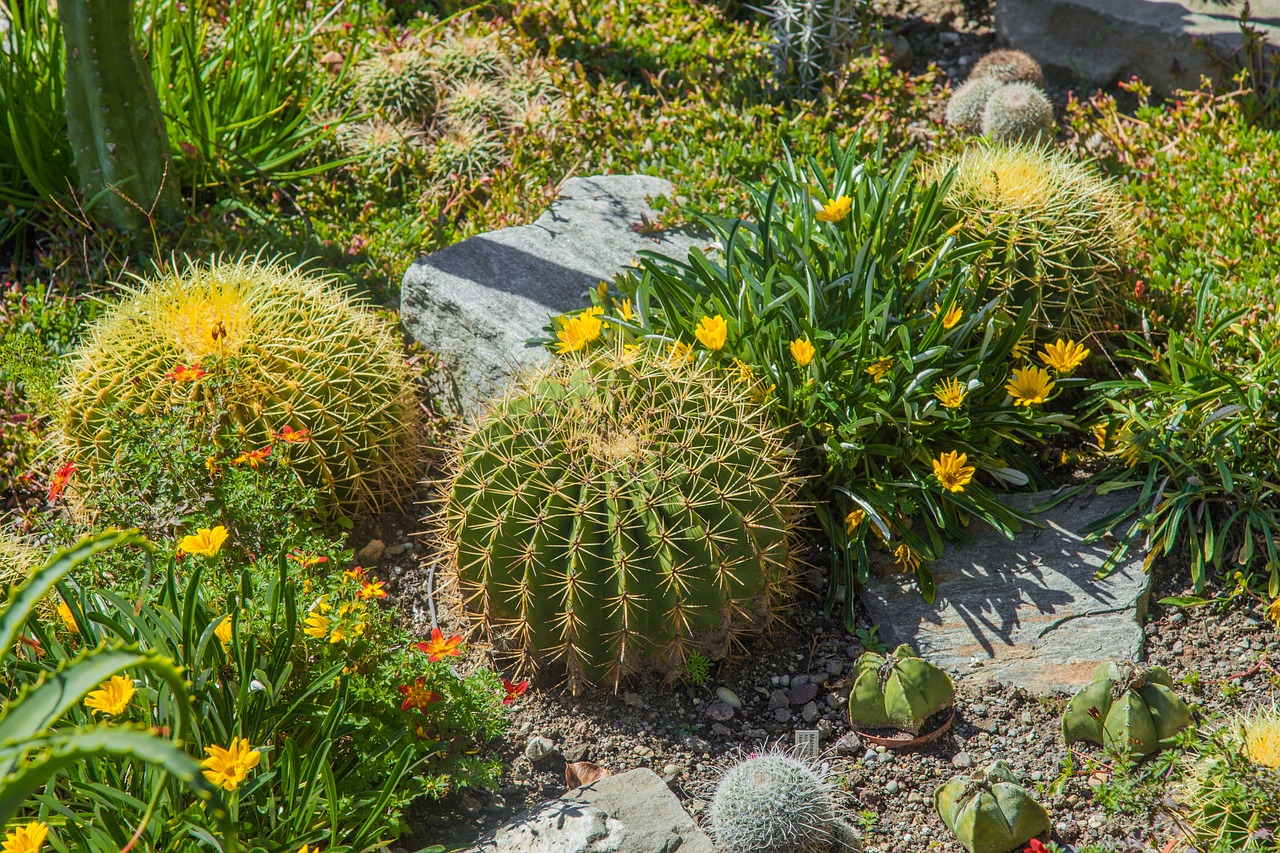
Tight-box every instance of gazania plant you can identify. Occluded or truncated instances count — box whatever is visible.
[555,138,1089,617]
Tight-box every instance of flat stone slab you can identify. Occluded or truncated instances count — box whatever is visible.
[401,175,709,417]
[995,0,1280,95]
[465,768,713,853]
[862,490,1152,695]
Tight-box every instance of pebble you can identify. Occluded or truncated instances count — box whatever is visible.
[952,752,975,769]
[768,689,789,710]
[524,736,555,763]
[716,687,743,709]
[357,538,386,563]
[562,743,589,763]
[663,763,682,778]
[705,701,735,722]
[788,682,819,705]
[622,692,645,708]
[802,701,819,723]
[773,707,792,723]
[885,780,900,794]
[834,731,864,756]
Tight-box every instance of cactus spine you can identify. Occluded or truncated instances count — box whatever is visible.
[709,754,861,853]
[442,343,798,691]
[1177,707,1280,851]
[762,0,861,93]
[970,49,1045,87]
[945,76,1003,134]
[60,0,180,231]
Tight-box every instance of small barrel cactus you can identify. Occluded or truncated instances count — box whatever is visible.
[335,118,426,181]
[441,343,799,691]
[428,29,512,83]
[848,644,954,735]
[1177,706,1280,851]
[353,46,440,120]
[945,76,1003,134]
[934,761,1051,853]
[710,754,860,853]
[441,78,515,128]
[427,117,506,181]
[57,258,423,517]
[981,82,1055,144]
[1062,662,1192,755]
[971,49,1045,87]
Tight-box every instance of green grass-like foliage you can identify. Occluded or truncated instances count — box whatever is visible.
[981,82,1055,145]
[709,753,854,853]
[442,343,799,691]
[934,761,1050,853]
[932,142,1129,337]
[57,257,423,516]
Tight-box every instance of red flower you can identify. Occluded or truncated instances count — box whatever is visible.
[272,425,311,443]
[398,678,442,712]
[47,460,75,502]
[502,678,529,705]
[165,363,207,382]
[343,566,365,581]
[1025,840,1049,853]
[231,445,272,469]
[416,628,463,662]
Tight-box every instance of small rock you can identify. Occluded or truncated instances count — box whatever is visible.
[524,736,556,763]
[802,701,819,723]
[834,731,864,756]
[1170,611,1187,624]
[357,539,386,564]
[817,719,834,739]
[705,701,735,722]
[788,682,819,706]
[711,723,733,737]
[885,780,900,794]
[623,692,645,709]
[768,689,790,710]
[825,659,844,676]
[716,687,743,710]
[663,763,683,778]
[773,707,792,722]
[952,752,975,769]
[562,744,589,763]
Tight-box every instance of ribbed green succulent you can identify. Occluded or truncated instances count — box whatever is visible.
[1063,662,1192,756]
[57,258,423,517]
[335,118,426,181]
[971,49,1045,87]
[441,343,799,690]
[709,754,860,853]
[427,118,506,181]
[848,644,954,735]
[353,47,440,120]
[934,761,1050,853]
[982,82,1055,144]
[945,76,1003,135]
[929,143,1130,337]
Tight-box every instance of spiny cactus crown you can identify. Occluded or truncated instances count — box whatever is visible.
[427,117,506,180]
[353,47,440,120]
[442,343,798,691]
[945,76,1003,134]
[981,82,1055,145]
[709,754,842,853]
[336,118,426,178]
[971,49,1045,87]
[58,258,423,517]
[762,0,861,93]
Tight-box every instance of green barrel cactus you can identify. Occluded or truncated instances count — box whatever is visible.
[971,49,1045,87]
[709,754,860,853]
[945,76,1003,135]
[57,258,423,517]
[353,47,440,120]
[981,82,1055,145]
[441,344,799,690]
[935,761,1051,853]
[848,644,954,735]
[1062,662,1192,756]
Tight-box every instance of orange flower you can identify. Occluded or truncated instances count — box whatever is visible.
[359,580,387,600]
[342,566,366,581]
[231,445,272,469]
[288,552,328,568]
[272,425,311,443]
[47,460,75,502]
[416,627,463,662]
[398,677,443,711]
[503,678,529,705]
[165,363,207,382]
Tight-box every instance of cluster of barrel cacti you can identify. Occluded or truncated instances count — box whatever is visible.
[338,21,559,186]
[945,49,1054,144]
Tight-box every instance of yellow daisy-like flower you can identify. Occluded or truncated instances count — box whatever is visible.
[694,315,728,351]
[215,616,233,648]
[1010,334,1033,360]
[84,674,136,717]
[893,544,921,574]
[750,382,776,405]
[1039,339,1091,375]
[201,737,261,791]
[178,525,229,558]
[844,508,866,535]
[303,613,331,639]
[1242,705,1280,769]
[866,357,893,382]
[669,340,693,362]
[57,600,79,634]
[1004,366,1054,406]
[555,307,605,354]
[934,302,963,330]
[815,195,852,223]
[616,298,634,323]
[932,450,976,493]
[933,377,967,409]
[596,281,608,301]
[1092,423,1109,450]
[1115,422,1142,467]
[205,454,219,476]
[298,846,320,853]
[1266,596,1280,628]
[790,338,815,367]
[0,822,48,853]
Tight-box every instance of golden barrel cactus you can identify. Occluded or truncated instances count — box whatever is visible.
[58,258,423,516]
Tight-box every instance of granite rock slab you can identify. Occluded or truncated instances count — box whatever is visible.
[400,175,709,418]
[862,489,1152,695]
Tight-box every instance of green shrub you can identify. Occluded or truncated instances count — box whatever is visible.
[599,140,1078,620]
[981,82,1054,144]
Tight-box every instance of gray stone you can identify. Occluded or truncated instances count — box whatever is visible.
[787,681,819,706]
[468,769,713,853]
[801,701,820,723]
[524,736,556,763]
[861,490,1153,695]
[995,0,1280,96]
[715,686,742,710]
[401,175,710,417]
[705,701,735,722]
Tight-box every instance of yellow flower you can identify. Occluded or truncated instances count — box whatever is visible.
[1092,423,1109,450]
[178,525,229,558]
[215,616,233,648]
[670,340,693,362]
[1242,705,1280,769]
[1004,366,1055,406]
[694,315,728,351]
[1039,339,1091,375]
[555,307,604,354]
[933,377,967,409]
[1115,422,1142,467]
[1010,334,1033,360]
[617,298,633,322]
[205,454,219,476]
[934,302,963,330]
[596,281,608,301]
[750,382,776,405]
[57,600,78,634]
[867,357,893,382]
[298,846,320,853]
[815,195,852,223]
[84,674,136,717]
[932,450,976,493]
[845,508,866,535]
[304,613,331,639]
[732,358,754,385]
[201,737,261,791]
[1267,596,1280,628]
[1,822,48,853]
[893,544,921,574]
[790,338,815,367]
